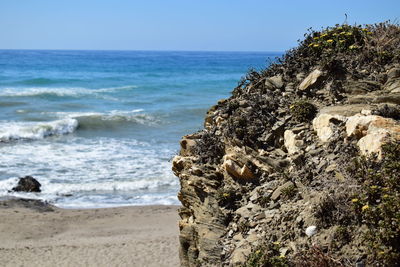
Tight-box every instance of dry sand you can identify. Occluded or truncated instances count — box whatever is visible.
[0,199,180,267]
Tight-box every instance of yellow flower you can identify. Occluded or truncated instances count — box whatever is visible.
[351,198,359,203]
[340,31,346,35]
[223,193,230,197]
[367,31,373,35]
[362,205,369,211]
[308,43,314,47]
[313,36,320,40]
[256,250,261,254]
[370,185,378,189]
[349,45,358,49]
[313,44,320,48]
[279,255,285,258]
[273,241,280,245]
[383,194,389,199]
[326,39,334,43]
[346,32,353,36]
[339,40,345,43]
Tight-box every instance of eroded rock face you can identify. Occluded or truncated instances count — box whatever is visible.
[173,31,400,266]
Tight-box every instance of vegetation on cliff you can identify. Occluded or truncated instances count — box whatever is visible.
[173,21,400,267]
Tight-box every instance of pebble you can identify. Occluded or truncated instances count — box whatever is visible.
[305,225,317,237]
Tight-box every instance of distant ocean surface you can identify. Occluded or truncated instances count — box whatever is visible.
[0,50,280,208]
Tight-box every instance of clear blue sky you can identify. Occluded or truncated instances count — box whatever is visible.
[0,0,399,51]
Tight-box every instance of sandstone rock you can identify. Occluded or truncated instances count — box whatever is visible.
[345,114,378,138]
[358,132,389,158]
[284,130,304,155]
[299,69,323,91]
[312,113,346,142]
[12,176,41,193]
[342,114,400,157]
[357,116,400,158]
[265,75,284,90]
[319,104,373,117]
[223,157,255,180]
[313,109,400,157]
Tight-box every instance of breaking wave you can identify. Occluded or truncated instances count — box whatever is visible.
[0,85,137,98]
[0,119,78,142]
[0,110,159,142]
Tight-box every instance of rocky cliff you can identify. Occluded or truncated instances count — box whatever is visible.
[173,22,400,266]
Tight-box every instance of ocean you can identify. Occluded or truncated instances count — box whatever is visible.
[0,50,279,208]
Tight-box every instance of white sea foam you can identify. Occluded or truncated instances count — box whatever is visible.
[56,195,179,209]
[0,137,178,208]
[0,85,137,98]
[0,118,78,142]
[0,178,176,198]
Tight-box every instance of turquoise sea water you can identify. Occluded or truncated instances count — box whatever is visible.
[0,50,279,208]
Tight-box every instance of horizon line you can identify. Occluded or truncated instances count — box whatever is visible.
[0,48,284,53]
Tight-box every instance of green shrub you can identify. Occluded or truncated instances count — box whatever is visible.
[289,101,317,122]
[281,184,297,200]
[244,243,288,267]
[350,142,400,266]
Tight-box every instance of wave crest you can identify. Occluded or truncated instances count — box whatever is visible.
[0,119,78,142]
[48,110,158,130]
[0,85,137,98]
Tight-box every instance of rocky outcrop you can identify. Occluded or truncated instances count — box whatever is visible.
[173,23,400,266]
[12,176,41,193]
[313,111,400,158]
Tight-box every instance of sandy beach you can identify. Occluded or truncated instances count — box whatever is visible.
[0,199,180,267]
